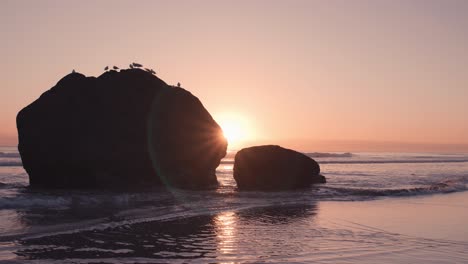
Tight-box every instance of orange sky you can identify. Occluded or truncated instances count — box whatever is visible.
[1,0,467,152]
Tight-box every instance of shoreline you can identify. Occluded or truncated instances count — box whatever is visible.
[1,191,467,263]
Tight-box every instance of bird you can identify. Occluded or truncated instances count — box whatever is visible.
[129,64,134,69]
[104,66,109,71]
[72,69,76,73]
[177,82,181,87]
[113,66,119,70]
[132,62,143,68]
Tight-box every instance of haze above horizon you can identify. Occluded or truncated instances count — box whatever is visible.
[1,0,467,152]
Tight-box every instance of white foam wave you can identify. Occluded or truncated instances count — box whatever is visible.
[323,179,467,197]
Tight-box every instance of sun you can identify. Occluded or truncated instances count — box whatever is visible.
[215,113,249,147]
[221,121,244,143]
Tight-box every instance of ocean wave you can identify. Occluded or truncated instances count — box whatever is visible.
[305,152,353,158]
[224,151,354,159]
[0,182,27,189]
[0,161,22,166]
[319,159,468,164]
[0,196,71,210]
[1,180,465,211]
[220,158,468,165]
[323,179,466,197]
[0,152,20,158]
[5,153,468,167]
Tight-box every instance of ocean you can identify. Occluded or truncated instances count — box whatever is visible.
[1,147,467,263]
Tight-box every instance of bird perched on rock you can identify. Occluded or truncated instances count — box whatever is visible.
[104,66,109,71]
[132,62,143,68]
[113,66,119,70]
[129,64,134,69]
[72,69,76,73]
[144,68,156,75]
[177,82,181,87]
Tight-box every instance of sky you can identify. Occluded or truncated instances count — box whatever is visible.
[1,0,467,152]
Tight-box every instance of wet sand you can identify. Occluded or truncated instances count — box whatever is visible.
[3,191,466,263]
[313,191,468,263]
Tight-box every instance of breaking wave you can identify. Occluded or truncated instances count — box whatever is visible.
[322,179,467,198]
[1,178,466,211]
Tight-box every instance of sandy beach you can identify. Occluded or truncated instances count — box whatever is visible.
[0,192,466,263]
[314,192,468,263]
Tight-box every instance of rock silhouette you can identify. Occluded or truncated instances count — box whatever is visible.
[233,145,325,190]
[17,69,227,189]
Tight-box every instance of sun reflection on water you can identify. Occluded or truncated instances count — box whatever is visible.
[215,211,238,256]
[222,164,233,170]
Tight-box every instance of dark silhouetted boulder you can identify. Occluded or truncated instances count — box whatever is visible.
[233,145,325,191]
[17,69,227,190]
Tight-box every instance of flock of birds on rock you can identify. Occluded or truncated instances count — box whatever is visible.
[72,63,181,87]
[104,62,156,75]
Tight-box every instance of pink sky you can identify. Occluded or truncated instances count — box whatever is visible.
[1,0,467,152]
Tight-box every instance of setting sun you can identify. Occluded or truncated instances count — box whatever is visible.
[221,122,244,143]
[215,113,250,147]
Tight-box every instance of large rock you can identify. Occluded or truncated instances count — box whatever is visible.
[233,145,325,190]
[17,69,227,189]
